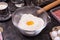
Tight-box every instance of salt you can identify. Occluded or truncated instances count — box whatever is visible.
[0,2,8,10]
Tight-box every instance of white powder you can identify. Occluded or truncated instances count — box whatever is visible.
[15,3,24,7]
[18,14,44,31]
[0,2,8,10]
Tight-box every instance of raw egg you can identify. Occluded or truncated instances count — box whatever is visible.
[18,14,44,31]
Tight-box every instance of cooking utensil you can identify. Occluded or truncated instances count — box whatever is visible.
[37,0,60,14]
[0,2,11,21]
[12,6,51,36]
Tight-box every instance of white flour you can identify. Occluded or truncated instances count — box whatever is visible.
[0,2,8,10]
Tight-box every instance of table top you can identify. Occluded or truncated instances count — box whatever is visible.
[0,8,59,40]
[0,0,60,40]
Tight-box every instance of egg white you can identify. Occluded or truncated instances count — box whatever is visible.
[18,14,44,31]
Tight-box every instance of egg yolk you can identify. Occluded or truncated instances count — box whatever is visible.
[26,21,34,26]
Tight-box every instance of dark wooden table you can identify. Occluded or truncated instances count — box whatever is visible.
[0,8,59,40]
[0,0,60,40]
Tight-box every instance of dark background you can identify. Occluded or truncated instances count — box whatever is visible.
[0,0,60,40]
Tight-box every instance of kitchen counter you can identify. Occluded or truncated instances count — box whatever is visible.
[0,0,60,40]
[0,8,59,40]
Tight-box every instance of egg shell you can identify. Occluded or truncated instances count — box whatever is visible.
[54,36,60,40]
[57,30,60,36]
[51,31,57,38]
